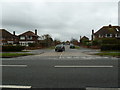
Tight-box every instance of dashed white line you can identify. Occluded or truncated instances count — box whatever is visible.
[54,65,113,68]
[0,65,27,67]
[0,85,31,89]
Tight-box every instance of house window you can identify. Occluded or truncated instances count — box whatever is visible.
[20,36,25,40]
[118,34,120,37]
[110,34,112,37]
[105,34,107,37]
[115,34,118,37]
[99,34,101,38]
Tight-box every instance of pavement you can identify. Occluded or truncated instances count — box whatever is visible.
[0,45,119,90]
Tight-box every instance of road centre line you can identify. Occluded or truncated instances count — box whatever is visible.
[54,65,113,68]
[0,85,31,89]
[0,65,27,67]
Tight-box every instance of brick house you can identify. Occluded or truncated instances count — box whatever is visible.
[18,29,39,46]
[80,36,89,43]
[92,24,120,40]
[0,29,39,46]
[0,29,18,45]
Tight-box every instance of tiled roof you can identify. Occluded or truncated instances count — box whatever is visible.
[0,29,14,38]
[19,31,38,37]
[81,36,89,40]
[94,25,120,35]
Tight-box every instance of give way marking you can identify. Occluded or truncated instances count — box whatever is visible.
[0,65,27,67]
[0,85,31,89]
[54,65,113,68]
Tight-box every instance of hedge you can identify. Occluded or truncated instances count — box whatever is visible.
[101,44,120,51]
[101,38,120,44]
[2,46,25,52]
[28,43,36,47]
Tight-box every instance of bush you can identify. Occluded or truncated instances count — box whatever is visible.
[101,38,120,44]
[92,39,102,46]
[2,45,25,52]
[28,43,36,47]
[101,44,120,51]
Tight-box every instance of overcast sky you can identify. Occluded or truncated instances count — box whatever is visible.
[0,0,119,41]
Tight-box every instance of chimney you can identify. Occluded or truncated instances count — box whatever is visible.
[35,29,37,35]
[91,29,94,41]
[13,31,15,36]
[92,29,94,35]
[109,24,112,28]
[80,36,82,40]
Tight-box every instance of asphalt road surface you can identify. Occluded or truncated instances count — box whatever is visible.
[1,45,119,89]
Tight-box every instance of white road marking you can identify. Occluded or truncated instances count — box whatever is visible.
[0,85,31,89]
[86,88,119,90]
[59,52,63,59]
[0,65,27,67]
[54,65,113,68]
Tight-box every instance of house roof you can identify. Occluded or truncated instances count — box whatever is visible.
[94,25,120,35]
[81,36,89,40]
[0,29,14,38]
[19,31,39,37]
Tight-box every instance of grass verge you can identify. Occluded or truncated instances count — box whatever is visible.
[47,46,55,49]
[75,46,80,49]
[0,53,34,58]
[95,52,120,57]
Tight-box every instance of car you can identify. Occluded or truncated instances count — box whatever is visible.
[55,44,65,52]
[70,44,75,49]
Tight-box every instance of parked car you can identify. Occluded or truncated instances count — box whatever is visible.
[70,44,75,49]
[55,44,65,52]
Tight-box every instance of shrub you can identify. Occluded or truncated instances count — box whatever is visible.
[101,44,120,51]
[2,45,25,52]
[101,38,120,44]
[92,39,102,46]
[28,43,36,47]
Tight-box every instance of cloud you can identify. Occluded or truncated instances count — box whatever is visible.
[1,1,118,41]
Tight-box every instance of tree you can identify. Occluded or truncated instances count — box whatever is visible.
[70,38,79,45]
[54,39,61,45]
[41,34,53,47]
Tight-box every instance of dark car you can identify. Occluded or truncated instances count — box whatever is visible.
[70,44,75,49]
[55,44,65,52]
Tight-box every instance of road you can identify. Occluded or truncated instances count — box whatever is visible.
[1,45,119,89]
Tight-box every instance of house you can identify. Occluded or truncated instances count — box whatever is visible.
[92,24,120,40]
[80,36,89,42]
[80,36,89,45]
[0,29,18,45]
[18,29,39,46]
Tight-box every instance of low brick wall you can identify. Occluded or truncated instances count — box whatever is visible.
[90,46,100,49]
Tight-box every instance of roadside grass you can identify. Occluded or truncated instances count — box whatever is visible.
[95,52,120,57]
[101,50,120,52]
[0,53,34,58]
[47,46,55,49]
[2,50,30,52]
[75,46,80,49]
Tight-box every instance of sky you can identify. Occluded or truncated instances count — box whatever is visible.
[0,0,119,41]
